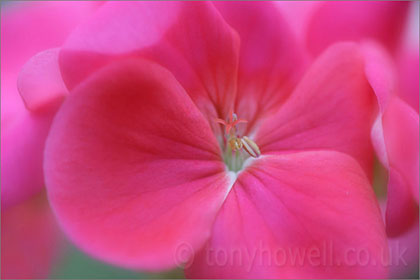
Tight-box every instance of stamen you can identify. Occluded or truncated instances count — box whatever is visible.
[215,111,261,171]
[241,136,261,158]
[229,137,243,151]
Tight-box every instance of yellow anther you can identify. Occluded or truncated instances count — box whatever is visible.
[241,136,261,158]
[228,137,243,151]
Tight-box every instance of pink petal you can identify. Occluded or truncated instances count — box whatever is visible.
[382,98,419,236]
[1,1,100,120]
[186,151,388,278]
[306,1,409,56]
[1,1,100,207]
[385,168,418,237]
[256,43,374,176]
[44,59,232,270]
[1,192,61,279]
[1,111,55,209]
[1,1,100,77]
[17,48,68,113]
[383,98,419,203]
[397,48,419,112]
[213,2,306,128]
[362,43,419,236]
[59,2,239,122]
[275,1,321,48]
[361,41,398,113]
[396,2,419,112]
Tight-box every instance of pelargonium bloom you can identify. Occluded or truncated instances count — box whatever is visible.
[281,0,419,239]
[1,2,100,279]
[20,2,390,278]
[304,1,410,56]
[366,12,420,239]
[279,2,419,276]
[1,1,100,209]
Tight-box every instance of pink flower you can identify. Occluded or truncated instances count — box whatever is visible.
[26,2,392,278]
[305,1,410,56]
[1,2,100,278]
[279,1,419,240]
[1,1,100,209]
[278,2,419,276]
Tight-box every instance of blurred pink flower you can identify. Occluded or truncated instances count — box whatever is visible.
[27,2,392,278]
[1,1,100,209]
[278,1,419,276]
[371,94,419,237]
[280,1,419,240]
[304,1,410,56]
[1,2,100,278]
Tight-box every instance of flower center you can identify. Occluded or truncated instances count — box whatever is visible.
[216,111,260,172]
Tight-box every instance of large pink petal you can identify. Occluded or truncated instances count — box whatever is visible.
[186,151,388,278]
[45,59,232,270]
[1,1,100,208]
[1,192,61,279]
[213,2,307,129]
[59,2,239,123]
[306,1,409,56]
[256,43,374,176]
[382,98,419,236]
